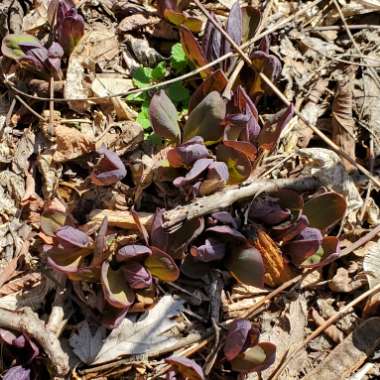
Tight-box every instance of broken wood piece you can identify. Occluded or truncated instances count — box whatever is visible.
[303,317,380,380]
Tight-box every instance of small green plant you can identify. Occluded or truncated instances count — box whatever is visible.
[127,43,190,142]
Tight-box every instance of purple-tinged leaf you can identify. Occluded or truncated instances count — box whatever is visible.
[199,161,229,196]
[224,140,257,161]
[1,34,42,60]
[23,47,48,71]
[3,366,31,380]
[184,91,226,143]
[55,225,93,249]
[235,85,258,119]
[56,5,85,55]
[0,328,17,345]
[47,42,64,75]
[116,245,152,263]
[173,158,213,188]
[188,70,227,112]
[226,113,251,127]
[226,246,265,287]
[207,225,246,242]
[216,144,252,184]
[101,261,135,309]
[167,137,209,168]
[157,0,177,17]
[144,247,179,282]
[91,216,109,267]
[249,197,290,225]
[301,236,340,268]
[211,211,238,229]
[190,238,225,262]
[274,189,304,213]
[180,27,211,79]
[181,254,212,279]
[13,334,39,363]
[202,14,222,63]
[46,245,84,274]
[151,210,204,258]
[91,145,127,186]
[241,6,261,44]
[149,90,180,142]
[303,192,347,231]
[166,370,178,380]
[257,104,294,154]
[166,356,205,380]
[101,303,129,329]
[231,342,276,373]
[224,319,253,361]
[123,262,152,289]
[271,215,309,243]
[283,227,323,267]
[222,0,242,56]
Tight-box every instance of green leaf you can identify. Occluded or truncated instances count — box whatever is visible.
[133,67,153,88]
[127,92,146,103]
[137,104,151,130]
[152,61,167,81]
[168,81,190,105]
[1,33,42,60]
[171,42,189,72]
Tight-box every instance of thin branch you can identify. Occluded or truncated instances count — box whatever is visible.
[0,307,70,378]
[163,176,320,229]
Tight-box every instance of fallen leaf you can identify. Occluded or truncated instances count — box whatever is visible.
[53,125,95,162]
[69,321,106,364]
[93,295,185,363]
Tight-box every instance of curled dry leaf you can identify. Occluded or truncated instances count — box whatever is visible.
[53,124,95,162]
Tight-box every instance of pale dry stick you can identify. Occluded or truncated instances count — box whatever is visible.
[163,176,320,228]
[193,0,380,188]
[3,0,323,104]
[0,307,69,378]
[306,24,380,32]
[272,281,380,380]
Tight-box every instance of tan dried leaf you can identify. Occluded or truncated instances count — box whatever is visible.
[332,70,356,171]
[53,125,95,162]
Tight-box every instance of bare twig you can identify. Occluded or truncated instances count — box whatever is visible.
[0,307,69,377]
[163,176,320,229]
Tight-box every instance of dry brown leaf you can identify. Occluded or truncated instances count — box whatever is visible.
[88,209,153,230]
[0,272,42,297]
[0,256,19,288]
[332,69,356,171]
[329,267,365,293]
[118,13,160,33]
[53,125,95,162]
[65,27,119,112]
[252,229,296,287]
